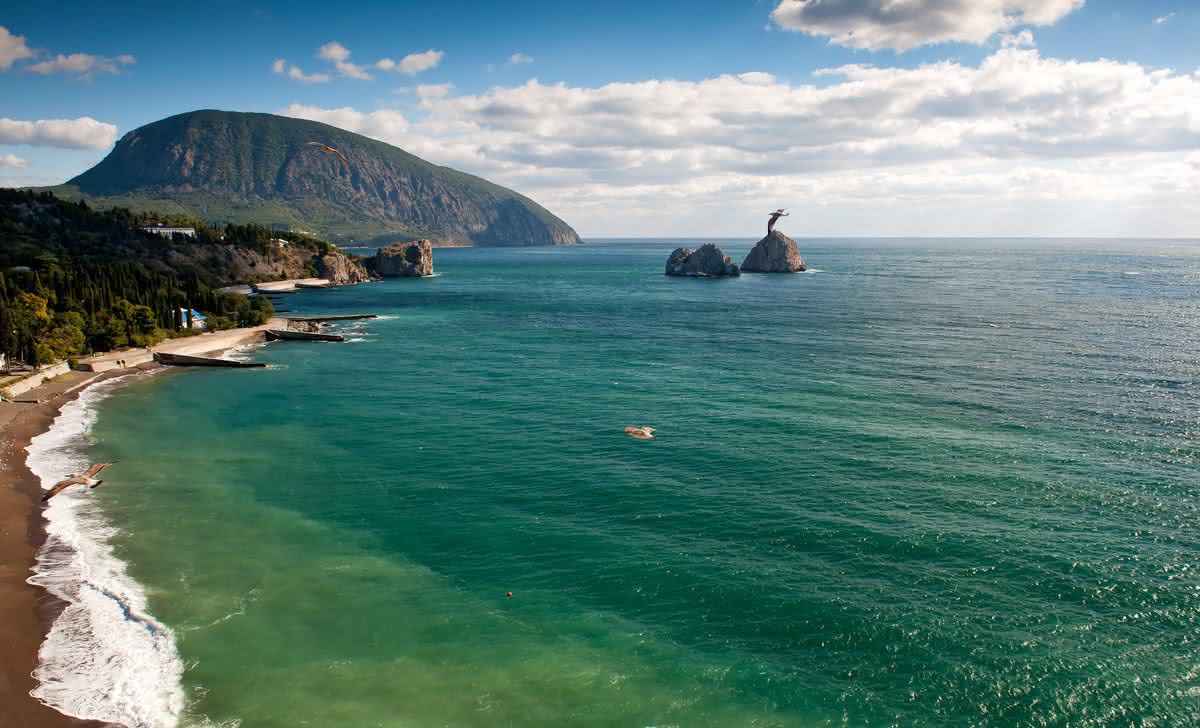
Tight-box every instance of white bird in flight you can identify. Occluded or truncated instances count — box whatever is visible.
[625,426,657,440]
[42,463,115,502]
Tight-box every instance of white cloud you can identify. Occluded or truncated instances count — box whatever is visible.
[0,24,134,77]
[508,53,534,65]
[317,41,372,80]
[0,25,34,70]
[1001,30,1035,47]
[272,59,330,83]
[27,52,136,77]
[416,83,453,100]
[1154,13,1175,25]
[280,45,1200,235]
[377,49,444,75]
[0,153,29,169]
[771,0,1085,51]
[280,104,410,140]
[280,42,442,82]
[0,117,118,150]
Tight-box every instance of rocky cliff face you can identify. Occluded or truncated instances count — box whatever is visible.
[62,110,581,246]
[316,252,372,285]
[158,242,369,286]
[665,244,740,277]
[741,231,805,273]
[369,240,433,277]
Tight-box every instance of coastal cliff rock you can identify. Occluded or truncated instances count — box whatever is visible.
[370,240,433,277]
[165,243,369,286]
[741,230,805,273]
[665,244,740,277]
[315,252,372,285]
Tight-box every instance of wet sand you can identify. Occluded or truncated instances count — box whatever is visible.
[0,325,274,726]
[0,368,137,727]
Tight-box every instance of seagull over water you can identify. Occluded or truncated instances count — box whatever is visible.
[306,141,349,165]
[625,426,656,440]
[768,208,789,234]
[42,463,115,502]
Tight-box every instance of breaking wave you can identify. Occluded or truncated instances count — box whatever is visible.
[25,376,185,728]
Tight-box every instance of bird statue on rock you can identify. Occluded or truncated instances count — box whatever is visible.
[767,208,789,234]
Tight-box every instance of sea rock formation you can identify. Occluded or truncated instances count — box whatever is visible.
[741,230,805,273]
[316,252,372,285]
[370,240,433,277]
[664,244,740,277]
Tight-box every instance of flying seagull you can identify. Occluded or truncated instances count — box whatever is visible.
[625,426,656,440]
[306,141,349,166]
[42,463,115,502]
[767,208,789,234]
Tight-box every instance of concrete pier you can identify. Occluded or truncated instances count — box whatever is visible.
[74,318,285,372]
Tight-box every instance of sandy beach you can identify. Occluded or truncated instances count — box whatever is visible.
[0,323,273,727]
[0,368,132,727]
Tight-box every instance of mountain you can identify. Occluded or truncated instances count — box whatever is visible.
[50,110,580,247]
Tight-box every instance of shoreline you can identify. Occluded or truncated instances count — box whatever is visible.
[0,325,272,727]
[0,367,140,728]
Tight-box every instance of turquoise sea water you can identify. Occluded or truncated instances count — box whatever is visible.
[63,239,1200,726]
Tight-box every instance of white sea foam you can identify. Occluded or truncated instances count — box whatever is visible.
[220,341,267,362]
[26,376,185,728]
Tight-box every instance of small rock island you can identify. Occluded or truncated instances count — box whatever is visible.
[369,240,434,277]
[664,243,741,277]
[741,230,806,273]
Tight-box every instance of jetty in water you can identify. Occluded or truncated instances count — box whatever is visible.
[286,314,378,322]
[73,319,284,372]
[155,352,267,368]
[266,329,346,343]
[72,312,376,373]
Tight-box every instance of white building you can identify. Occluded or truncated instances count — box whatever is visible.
[139,224,196,238]
[178,308,207,330]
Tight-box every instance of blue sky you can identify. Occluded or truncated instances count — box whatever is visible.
[2,0,1198,236]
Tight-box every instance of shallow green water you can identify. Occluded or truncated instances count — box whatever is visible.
[86,240,1200,726]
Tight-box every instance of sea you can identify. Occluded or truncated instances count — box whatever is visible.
[24,238,1200,727]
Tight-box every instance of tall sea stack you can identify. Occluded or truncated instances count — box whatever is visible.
[741,230,805,273]
[369,240,433,277]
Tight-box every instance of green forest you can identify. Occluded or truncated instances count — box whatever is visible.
[0,189,292,367]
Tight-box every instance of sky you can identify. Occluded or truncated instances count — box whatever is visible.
[2,0,1198,237]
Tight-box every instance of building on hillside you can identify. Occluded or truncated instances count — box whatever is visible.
[178,308,207,330]
[272,238,289,248]
[138,224,196,238]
